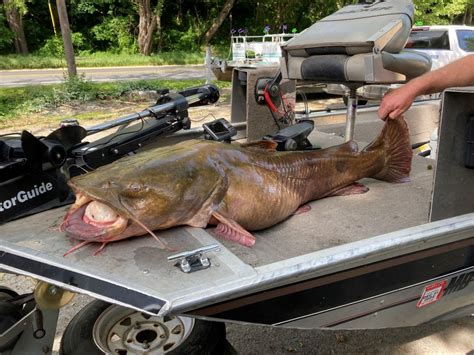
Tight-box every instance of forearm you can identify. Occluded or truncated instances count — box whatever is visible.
[405,54,474,97]
[379,54,474,120]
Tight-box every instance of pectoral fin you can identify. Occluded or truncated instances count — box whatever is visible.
[293,204,311,215]
[186,176,229,228]
[210,211,256,247]
[329,182,369,196]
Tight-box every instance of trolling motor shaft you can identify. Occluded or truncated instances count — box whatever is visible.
[86,84,220,134]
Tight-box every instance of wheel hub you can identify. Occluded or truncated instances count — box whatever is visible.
[93,305,194,354]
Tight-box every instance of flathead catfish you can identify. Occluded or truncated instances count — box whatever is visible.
[61,118,411,254]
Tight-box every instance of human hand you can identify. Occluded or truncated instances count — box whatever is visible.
[378,86,417,120]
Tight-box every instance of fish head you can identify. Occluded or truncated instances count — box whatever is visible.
[61,141,228,243]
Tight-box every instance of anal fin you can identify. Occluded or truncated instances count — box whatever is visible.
[211,211,256,247]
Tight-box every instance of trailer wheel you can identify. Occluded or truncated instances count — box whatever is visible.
[60,300,225,355]
[0,287,23,351]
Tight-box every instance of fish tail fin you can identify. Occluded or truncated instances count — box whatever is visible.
[363,117,412,183]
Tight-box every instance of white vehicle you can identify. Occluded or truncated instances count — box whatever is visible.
[406,25,474,69]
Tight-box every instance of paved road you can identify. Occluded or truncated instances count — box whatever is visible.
[0,65,209,87]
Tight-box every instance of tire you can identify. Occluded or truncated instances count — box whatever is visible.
[60,300,226,355]
[0,287,23,352]
[343,96,368,106]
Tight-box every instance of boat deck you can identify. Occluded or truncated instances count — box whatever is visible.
[0,129,438,315]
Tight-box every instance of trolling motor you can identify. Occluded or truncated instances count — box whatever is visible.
[72,84,219,171]
[0,84,220,224]
[0,127,87,223]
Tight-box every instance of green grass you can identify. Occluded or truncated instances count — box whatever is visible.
[0,78,231,123]
[0,50,205,70]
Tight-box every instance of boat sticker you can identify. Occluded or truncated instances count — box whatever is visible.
[417,280,447,308]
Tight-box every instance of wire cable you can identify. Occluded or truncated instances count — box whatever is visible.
[190,113,217,123]
[78,117,146,171]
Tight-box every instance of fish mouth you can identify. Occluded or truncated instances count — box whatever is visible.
[61,193,129,242]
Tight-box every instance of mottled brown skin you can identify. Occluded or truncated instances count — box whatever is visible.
[213,140,381,230]
[62,118,411,248]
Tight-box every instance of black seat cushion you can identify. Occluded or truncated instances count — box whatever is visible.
[300,55,348,82]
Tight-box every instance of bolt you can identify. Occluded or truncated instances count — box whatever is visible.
[134,322,141,330]
[142,341,150,349]
[34,329,46,339]
[49,286,59,296]
[200,257,210,267]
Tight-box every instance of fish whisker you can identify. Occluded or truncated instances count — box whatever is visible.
[128,215,175,251]
[117,196,172,251]
[63,240,91,257]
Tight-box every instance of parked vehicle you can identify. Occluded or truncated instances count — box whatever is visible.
[406,25,474,69]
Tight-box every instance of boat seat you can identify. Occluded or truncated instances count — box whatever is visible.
[280,0,432,140]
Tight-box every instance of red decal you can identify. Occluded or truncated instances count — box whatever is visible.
[417,280,447,308]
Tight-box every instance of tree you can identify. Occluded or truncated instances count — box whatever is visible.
[2,0,28,54]
[413,0,472,25]
[56,0,77,76]
[458,3,473,25]
[133,0,163,55]
[202,0,235,45]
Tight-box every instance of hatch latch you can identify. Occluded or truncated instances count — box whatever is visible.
[167,244,221,273]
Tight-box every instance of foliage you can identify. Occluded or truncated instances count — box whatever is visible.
[4,0,28,15]
[2,0,474,60]
[91,16,137,53]
[8,0,344,54]
[0,75,96,117]
[161,25,206,52]
[37,36,63,57]
[38,33,90,57]
[0,50,204,69]
[414,0,472,24]
[54,74,96,103]
[0,9,14,53]
[0,79,231,122]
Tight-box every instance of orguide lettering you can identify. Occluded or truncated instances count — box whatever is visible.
[0,182,53,212]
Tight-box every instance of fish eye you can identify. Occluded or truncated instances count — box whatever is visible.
[129,183,142,192]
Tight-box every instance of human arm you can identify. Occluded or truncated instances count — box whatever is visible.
[378,54,474,120]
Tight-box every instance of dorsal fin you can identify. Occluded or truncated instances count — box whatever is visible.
[324,140,359,154]
[240,140,278,151]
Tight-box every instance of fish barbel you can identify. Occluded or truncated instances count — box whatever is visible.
[61,118,412,254]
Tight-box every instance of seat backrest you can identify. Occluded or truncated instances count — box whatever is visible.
[283,0,414,57]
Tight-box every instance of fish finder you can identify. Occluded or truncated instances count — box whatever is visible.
[202,118,237,142]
